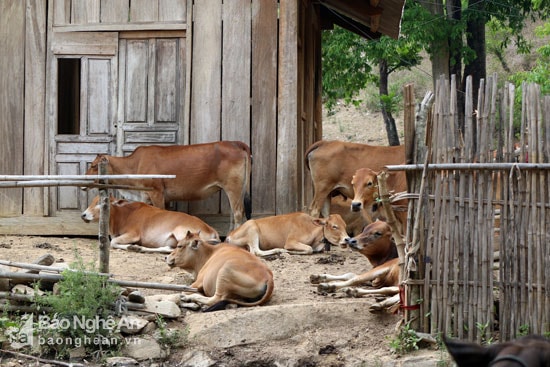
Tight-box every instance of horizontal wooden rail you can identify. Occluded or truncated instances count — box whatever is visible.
[0,174,175,180]
[386,163,550,171]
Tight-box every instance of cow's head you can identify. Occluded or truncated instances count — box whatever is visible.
[165,231,217,276]
[345,220,393,257]
[315,214,349,249]
[80,195,121,223]
[444,335,550,367]
[82,155,109,191]
[351,168,380,214]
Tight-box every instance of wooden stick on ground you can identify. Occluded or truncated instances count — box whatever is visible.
[0,349,84,367]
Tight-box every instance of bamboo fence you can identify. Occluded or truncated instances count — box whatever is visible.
[399,75,549,343]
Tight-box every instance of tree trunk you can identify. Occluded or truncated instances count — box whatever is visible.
[419,0,449,89]
[462,2,486,144]
[379,59,400,146]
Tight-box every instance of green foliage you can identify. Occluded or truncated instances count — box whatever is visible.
[475,321,494,345]
[389,322,422,354]
[518,324,530,337]
[321,28,375,112]
[35,255,123,359]
[154,315,186,349]
[509,22,550,96]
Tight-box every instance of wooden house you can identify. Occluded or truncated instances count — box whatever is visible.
[0,0,404,236]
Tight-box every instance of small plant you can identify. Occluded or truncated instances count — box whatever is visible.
[475,321,494,345]
[389,322,422,354]
[517,324,530,337]
[35,254,123,359]
[154,315,186,349]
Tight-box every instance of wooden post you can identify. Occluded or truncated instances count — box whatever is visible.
[98,161,110,274]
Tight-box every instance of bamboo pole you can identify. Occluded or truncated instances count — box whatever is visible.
[0,174,175,180]
[99,162,110,274]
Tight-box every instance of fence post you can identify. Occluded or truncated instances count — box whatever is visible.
[98,160,110,274]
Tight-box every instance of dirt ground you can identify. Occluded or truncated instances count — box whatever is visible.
[0,107,447,366]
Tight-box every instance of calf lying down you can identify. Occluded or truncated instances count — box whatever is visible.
[226,212,349,257]
[166,231,274,311]
[81,196,219,253]
[310,220,400,307]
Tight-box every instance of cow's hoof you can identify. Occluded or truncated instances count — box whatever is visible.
[343,287,360,298]
[310,274,323,284]
[317,283,337,293]
[127,245,143,252]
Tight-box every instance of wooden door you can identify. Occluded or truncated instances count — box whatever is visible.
[52,55,117,214]
[116,34,186,154]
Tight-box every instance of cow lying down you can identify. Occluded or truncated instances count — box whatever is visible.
[166,231,274,311]
[225,212,350,257]
[81,196,220,253]
[310,220,400,309]
[444,334,550,367]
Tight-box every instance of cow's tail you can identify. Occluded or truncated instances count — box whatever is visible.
[203,278,274,312]
[236,141,252,220]
[233,277,275,308]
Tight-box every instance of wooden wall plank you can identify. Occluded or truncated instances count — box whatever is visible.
[156,39,178,122]
[277,0,299,214]
[190,0,221,143]
[220,0,251,217]
[23,0,47,215]
[301,1,322,211]
[159,0,186,22]
[189,0,223,218]
[53,0,70,26]
[72,0,100,24]
[251,0,278,216]
[0,1,25,216]
[125,40,149,122]
[100,0,129,23]
[130,0,158,22]
[221,0,251,143]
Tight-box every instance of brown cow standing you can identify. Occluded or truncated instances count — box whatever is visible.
[305,140,405,218]
[310,220,400,294]
[165,231,274,311]
[225,212,350,257]
[81,196,219,253]
[351,167,408,233]
[444,335,550,367]
[85,141,251,229]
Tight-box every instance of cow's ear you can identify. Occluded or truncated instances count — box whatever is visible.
[100,156,109,163]
[113,199,125,206]
[443,337,497,367]
[185,230,193,239]
[191,240,200,250]
[312,218,326,227]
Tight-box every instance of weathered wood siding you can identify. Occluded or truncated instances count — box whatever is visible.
[52,0,186,25]
[0,1,27,216]
[0,0,324,235]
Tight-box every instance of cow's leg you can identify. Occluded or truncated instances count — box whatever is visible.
[222,187,245,230]
[284,240,315,255]
[135,246,173,254]
[110,233,140,251]
[342,286,399,298]
[180,292,220,307]
[226,222,287,257]
[309,272,357,284]
[317,266,392,293]
[147,187,166,209]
